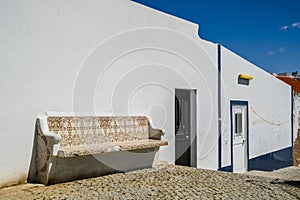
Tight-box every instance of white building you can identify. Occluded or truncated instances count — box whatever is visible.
[275,74,300,139]
[275,74,300,166]
[0,0,293,187]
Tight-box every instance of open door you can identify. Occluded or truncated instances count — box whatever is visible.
[175,89,197,167]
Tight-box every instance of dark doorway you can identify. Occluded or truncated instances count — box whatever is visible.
[175,89,197,167]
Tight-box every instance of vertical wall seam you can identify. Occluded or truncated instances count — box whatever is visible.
[246,101,250,171]
[217,44,222,170]
[230,102,233,170]
[291,87,294,149]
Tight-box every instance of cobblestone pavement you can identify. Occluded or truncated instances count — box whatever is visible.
[0,164,299,199]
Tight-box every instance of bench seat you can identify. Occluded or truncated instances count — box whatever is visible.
[57,139,168,157]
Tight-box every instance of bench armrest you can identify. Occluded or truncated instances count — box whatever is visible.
[43,131,61,144]
[149,126,164,140]
[41,131,61,156]
[37,117,60,144]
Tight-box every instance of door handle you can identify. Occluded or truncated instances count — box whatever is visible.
[242,139,246,145]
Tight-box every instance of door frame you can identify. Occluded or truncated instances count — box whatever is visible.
[174,88,197,167]
[230,100,249,172]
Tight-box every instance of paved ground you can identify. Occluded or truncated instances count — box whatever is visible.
[245,166,300,182]
[0,164,299,199]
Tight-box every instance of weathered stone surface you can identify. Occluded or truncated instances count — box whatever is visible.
[1,164,299,199]
[294,129,300,166]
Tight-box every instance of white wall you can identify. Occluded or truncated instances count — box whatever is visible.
[0,0,219,187]
[220,46,292,167]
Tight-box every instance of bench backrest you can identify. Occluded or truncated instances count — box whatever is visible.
[47,116,150,147]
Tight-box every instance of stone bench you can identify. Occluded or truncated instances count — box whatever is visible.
[32,116,168,185]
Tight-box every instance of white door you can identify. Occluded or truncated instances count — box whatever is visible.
[232,105,248,173]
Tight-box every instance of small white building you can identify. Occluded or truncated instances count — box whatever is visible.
[275,74,300,138]
[275,74,300,165]
[0,0,293,187]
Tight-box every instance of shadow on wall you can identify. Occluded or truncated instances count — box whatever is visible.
[249,147,293,171]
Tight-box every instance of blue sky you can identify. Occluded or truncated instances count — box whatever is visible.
[133,0,300,74]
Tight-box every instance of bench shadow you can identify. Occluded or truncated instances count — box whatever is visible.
[27,124,38,183]
[48,148,158,185]
[28,142,158,185]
